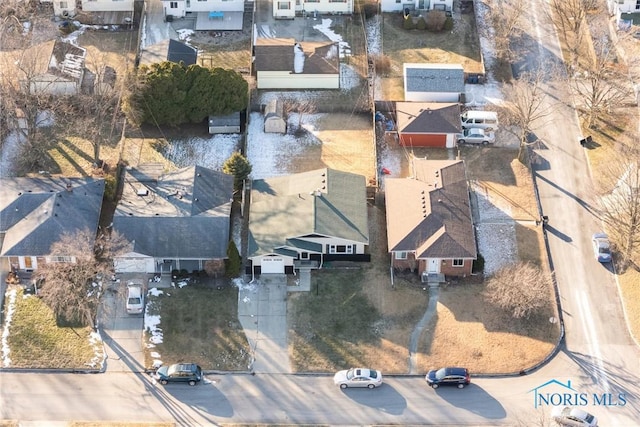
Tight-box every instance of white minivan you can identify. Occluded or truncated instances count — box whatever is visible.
[460,111,498,130]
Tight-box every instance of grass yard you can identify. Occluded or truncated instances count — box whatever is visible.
[379,12,483,100]
[3,288,101,369]
[143,284,252,371]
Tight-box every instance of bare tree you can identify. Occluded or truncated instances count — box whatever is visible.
[571,29,634,129]
[282,97,317,135]
[486,0,526,62]
[498,69,557,160]
[547,0,588,66]
[484,262,553,319]
[37,229,129,326]
[596,144,640,270]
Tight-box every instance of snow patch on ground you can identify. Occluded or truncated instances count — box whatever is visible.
[163,134,240,171]
[313,18,351,58]
[1,289,17,367]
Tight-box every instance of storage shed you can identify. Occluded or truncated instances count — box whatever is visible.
[264,100,287,134]
[208,112,241,134]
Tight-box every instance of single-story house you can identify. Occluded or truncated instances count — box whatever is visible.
[0,177,105,272]
[381,0,453,13]
[75,0,135,24]
[254,38,340,90]
[264,99,287,134]
[248,168,369,275]
[272,0,354,19]
[140,39,198,67]
[161,0,244,30]
[396,102,462,148]
[209,112,241,134]
[404,63,465,102]
[385,159,476,279]
[112,163,234,274]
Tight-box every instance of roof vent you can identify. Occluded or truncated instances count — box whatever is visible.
[137,188,149,196]
[66,183,72,192]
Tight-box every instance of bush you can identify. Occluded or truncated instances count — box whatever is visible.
[225,241,242,278]
[443,16,454,31]
[403,16,415,30]
[373,54,391,76]
[416,16,427,30]
[362,3,378,18]
[473,254,485,273]
[103,174,117,202]
[426,10,447,31]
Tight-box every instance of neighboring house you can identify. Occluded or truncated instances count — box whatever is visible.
[613,0,640,13]
[0,177,105,272]
[112,164,234,274]
[273,0,354,19]
[140,39,198,67]
[161,0,245,30]
[385,159,476,279]
[396,102,461,148]
[254,38,340,89]
[248,168,369,275]
[403,63,465,102]
[76,0,135,24]
[380,0,453,13]
[13,40,86,96]
[80,0,135,12]
[264,99,287,134]
[46,0,76,18]
[208,112,241,134]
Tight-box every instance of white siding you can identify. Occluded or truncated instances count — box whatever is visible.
[257,71,339,89]
[380,0,415,12]
[82,0,134,12]
[165,1,187,17]
[404,91,459,102]
[295,236,367,255]
[295,0,354,14]
[445,133,455,148]
[54,0,77,16]
[115,255,155,273]
[273,0,295,19]
[164,0,244,13]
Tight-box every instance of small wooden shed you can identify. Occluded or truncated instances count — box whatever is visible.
[208,112,241,134]
[264,99,287,134]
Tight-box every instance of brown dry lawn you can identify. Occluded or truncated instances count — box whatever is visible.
[379,12,483,100]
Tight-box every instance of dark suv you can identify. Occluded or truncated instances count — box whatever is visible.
[154,363,203,386]
[425,367,470,389]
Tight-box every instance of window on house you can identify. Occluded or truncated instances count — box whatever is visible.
[452,259,464,267]
[47,256,74,263]
[306,0,320,3]
[329,0,347,2]
[59,1,68,8]
[329,244,352,254]
[395,252,408,260]
[278,1,291,9]
[170,1,178,7]
[300,252,309,259]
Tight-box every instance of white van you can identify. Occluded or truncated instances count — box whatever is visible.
[460,111,498,130]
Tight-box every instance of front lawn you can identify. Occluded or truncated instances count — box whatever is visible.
[2,287,102,369]
[143,283,252,371]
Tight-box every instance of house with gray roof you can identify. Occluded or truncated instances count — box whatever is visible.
[0,177,105,272]
[403,63,465,102]
[254,38,340,90]
[385,159,476,281]
[248,168,369,275]
[112,164,234,274]
[140,39,198,67]
[396,102,462,148]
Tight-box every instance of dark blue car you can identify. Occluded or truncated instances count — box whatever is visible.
[425,367,470,389]
[155,363,202,386]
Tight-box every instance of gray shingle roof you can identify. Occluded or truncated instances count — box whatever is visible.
[254,38,339,74]
[113,165,233,259]
[404,63,465,93]
[385,159,476,259]
[396,102,462,134]
[0,177,105,257]
[248,169,369,257]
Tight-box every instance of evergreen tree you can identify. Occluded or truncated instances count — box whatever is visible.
[223,152,252,192]
[225,240,242,278]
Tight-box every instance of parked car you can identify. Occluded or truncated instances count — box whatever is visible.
[551,406,598,426]
[425,367,470,389]
[457,128,495,145]
[591,233,611,263]
[333,368,383,389]
[154,363,203,386]
[126,281,144,314]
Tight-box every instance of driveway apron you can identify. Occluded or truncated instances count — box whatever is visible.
[238,274,290,374]
[98,280,146,373]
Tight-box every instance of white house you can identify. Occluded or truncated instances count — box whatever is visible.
[273,0,354,19]
[613,0,640,13]
[254,38,340,89]
[380,0,453,13]
[162,0,245,30]
[48,0,76,17]
[403,63,465,102]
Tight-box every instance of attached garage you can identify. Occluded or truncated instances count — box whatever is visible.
[114,253,155,273]
[400,133,447,147]
[395,102,462,149]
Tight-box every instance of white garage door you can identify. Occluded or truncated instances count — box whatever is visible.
[115,257,153,273]
[261,257,284,274]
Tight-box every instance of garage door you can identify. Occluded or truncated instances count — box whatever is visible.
[261,257,284,274]
[400,133,446,147]
[115,257,152,273]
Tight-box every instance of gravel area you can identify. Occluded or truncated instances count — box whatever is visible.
[472,182,519,276]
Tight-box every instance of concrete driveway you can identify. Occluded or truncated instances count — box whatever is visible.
[98,276,148,373]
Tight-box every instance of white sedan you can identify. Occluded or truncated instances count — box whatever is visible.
[333,368,383,389]
[591,233,611,263]
[457,128,495,145]
[551,406,598,426]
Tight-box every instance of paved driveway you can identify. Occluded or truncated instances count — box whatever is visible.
[98,277,147,373]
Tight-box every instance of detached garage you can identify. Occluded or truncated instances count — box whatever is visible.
[396,102,462,148]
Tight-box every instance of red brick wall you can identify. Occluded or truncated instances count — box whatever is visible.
[440,259,473,277]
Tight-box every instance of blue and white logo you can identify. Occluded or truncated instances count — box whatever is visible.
[528,379,626,408]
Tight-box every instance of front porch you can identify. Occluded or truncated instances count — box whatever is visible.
[421,272,446,284]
